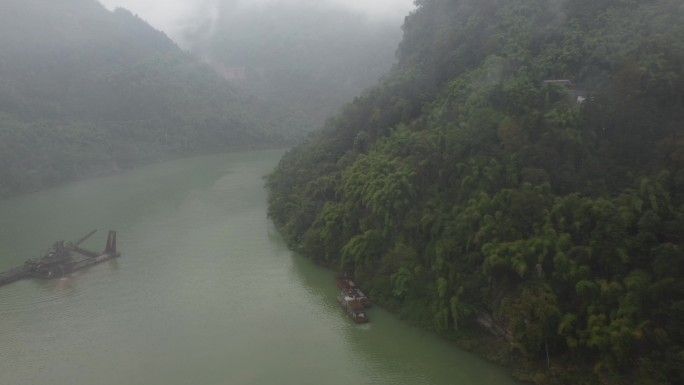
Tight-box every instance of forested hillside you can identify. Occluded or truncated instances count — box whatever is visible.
[267,0,684,383]
[0,0,302,197]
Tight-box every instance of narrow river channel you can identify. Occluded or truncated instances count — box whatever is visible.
[0,150,521,385]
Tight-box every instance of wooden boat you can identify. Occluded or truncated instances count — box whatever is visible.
[337,292,369,323]
[335,275,371,308]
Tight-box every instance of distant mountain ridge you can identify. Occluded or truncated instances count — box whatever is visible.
[181,1,406,132]
[0,0,303,197]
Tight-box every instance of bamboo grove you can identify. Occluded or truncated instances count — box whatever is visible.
[267,0,684,383]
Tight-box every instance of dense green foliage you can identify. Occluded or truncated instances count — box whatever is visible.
[0,0,302,197]
[267,0,684,383]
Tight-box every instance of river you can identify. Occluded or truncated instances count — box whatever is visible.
[0,150,521,385]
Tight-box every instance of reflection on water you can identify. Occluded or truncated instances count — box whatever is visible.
[0,150,520,385]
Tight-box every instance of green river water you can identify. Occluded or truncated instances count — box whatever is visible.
[0,150,521,385]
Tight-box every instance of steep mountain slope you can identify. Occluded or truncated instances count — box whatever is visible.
[267,0,684,383]
[0,0,302,196]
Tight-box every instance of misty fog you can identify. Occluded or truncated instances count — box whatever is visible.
[94,0,415,131]
[97,0,415,47]
[2,1,682,385]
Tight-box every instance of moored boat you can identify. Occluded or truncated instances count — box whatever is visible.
[335,275,371,308]
[337,292,369,323]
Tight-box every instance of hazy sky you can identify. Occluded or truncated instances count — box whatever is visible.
[98,0,416,43]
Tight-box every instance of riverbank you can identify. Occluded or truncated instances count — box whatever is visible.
[0,146,290,200]
[281,241,601,385]
[0,151,522,385]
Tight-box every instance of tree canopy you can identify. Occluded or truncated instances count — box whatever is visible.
[267,0,684,383]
